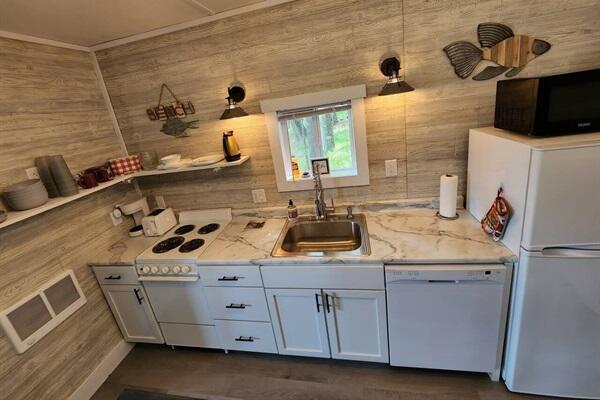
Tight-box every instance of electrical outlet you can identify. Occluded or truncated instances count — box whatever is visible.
[252,189,267,203]
[385,159,398,177]
[25,167,40,180]
[155,195,166,209]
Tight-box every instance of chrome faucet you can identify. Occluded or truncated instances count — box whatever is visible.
[313,169,334,219]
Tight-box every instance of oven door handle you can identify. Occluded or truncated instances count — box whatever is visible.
[138,276,198,282]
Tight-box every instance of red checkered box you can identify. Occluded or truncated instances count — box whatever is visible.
[108,155,142,175]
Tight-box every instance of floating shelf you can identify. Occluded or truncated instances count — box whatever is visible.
[0,176,127,230]
[134,155,250,177]
[0,156,250,230]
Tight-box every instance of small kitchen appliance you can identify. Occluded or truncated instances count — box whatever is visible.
[141,208,177,237]
[222,131,241,161]
[117,197,150,237]
[494,68,600,136]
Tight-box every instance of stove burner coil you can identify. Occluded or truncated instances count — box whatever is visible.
[174,224,196,235]
[152,236,185,253]
[179,238,205,253]
[198,223,220,234]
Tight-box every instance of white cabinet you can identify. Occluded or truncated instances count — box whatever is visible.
[101,284,163,344]
[265,288,330,358]
[265,287,388,362]
[324,290,388,363]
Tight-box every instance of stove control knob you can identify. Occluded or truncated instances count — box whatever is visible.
[150,266,159,274]
[161,266,170,274]
[172,265,181,274]
[181,265,191,274]
[141,266,151,274]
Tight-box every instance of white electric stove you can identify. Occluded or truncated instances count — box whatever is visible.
[136,208,231,281]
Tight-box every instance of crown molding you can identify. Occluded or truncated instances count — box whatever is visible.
[0,30,90,52]
[90,0,295,51]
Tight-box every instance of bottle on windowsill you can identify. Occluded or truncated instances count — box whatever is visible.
[287,199,299,222]
[291,156,301,180]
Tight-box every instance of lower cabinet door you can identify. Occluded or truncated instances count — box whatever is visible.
[265,288,330,358]
[323,289,388,363]
[102,285,163,344]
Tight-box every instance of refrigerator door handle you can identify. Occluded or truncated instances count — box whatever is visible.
[541,247,600,258]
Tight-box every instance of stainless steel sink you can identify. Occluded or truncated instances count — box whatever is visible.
[271,214,371,257]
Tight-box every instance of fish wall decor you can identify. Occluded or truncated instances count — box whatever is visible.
[443,23,551,80]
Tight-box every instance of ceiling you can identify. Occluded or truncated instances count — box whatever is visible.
[0,0,266,47]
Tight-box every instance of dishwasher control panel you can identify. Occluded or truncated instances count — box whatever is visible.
[385,264,506,283]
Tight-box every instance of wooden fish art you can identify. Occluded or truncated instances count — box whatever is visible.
[443,23,551,80]
[160,117,199,138]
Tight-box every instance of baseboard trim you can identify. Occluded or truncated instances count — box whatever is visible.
[69,340,134,400]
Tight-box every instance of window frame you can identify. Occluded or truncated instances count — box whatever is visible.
[261,85,369,192]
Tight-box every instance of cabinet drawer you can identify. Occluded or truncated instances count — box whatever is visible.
[93,266,139,285]
[205,287,270,322]
[199,265,262,287]
[216,320,277,354]
[160,323,221,349]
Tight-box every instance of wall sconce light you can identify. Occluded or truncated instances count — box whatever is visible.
[378,56,414,96]
[220,83,248,120]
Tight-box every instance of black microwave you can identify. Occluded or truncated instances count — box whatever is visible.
[494,69,600,136]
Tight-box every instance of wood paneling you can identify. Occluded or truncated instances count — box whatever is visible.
[96,0,599,209]
[0,37,124,190]
[0,38,136,400]
[96,0,408,209]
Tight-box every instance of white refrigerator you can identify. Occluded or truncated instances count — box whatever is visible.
[467,127,600,399]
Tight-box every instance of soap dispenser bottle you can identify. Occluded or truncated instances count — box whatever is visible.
[287,199,298,222]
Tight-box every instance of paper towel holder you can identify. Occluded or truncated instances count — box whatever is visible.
[436,211,459,220]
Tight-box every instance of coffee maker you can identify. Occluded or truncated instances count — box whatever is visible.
[222,131,241,162]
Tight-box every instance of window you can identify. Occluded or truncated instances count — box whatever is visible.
[261,85,369,192]
[279,101,356,178]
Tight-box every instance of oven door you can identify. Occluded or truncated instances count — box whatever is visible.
[142,280,213,325]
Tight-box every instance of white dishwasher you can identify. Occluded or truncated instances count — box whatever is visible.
[385,264,507,378]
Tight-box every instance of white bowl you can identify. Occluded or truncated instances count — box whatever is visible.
[160,154,181,165]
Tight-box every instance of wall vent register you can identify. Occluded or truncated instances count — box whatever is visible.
[0,270,86,354]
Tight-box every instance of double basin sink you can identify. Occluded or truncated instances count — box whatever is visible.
[271,213,371,257]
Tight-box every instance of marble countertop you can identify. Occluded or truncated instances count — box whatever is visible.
[196,208,515,266]
[88,235,158,266]
[88,206,515,267]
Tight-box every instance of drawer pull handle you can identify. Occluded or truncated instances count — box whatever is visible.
[105,275,121,280]
[235,336,255,342]
[226,303,247,309]
[218,276,239,281]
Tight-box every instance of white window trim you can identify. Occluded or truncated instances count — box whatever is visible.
[261,85,369,192]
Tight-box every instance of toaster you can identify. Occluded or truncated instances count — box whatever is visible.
[141,208,177,237]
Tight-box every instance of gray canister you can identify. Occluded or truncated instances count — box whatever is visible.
[34,156,61,198]
[48,155,79,196]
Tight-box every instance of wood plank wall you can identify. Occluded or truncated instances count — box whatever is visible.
[95,0,600,210]
[0,38,135,400]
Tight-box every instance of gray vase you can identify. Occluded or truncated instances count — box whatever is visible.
[48,155,78,196]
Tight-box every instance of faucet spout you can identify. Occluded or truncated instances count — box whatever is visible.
[313,169,334,219]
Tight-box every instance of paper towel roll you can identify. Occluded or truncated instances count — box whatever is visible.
[439,174,458,218]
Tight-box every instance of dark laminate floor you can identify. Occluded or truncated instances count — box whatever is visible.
[92,344,555,400]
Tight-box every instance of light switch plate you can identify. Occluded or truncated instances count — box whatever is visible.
[252,189,267,203]
[385,159,398,177]
[155,195,166,209]
[25,167,40,180]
